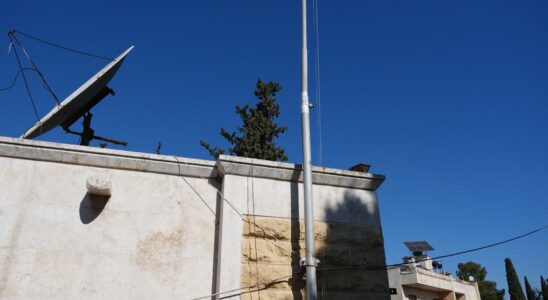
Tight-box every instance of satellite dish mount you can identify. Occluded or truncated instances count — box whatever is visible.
[65,111,127,147]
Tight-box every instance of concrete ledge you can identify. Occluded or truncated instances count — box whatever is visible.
[217,155,385,190]
[0,137,385,190]
[0,136,216,178]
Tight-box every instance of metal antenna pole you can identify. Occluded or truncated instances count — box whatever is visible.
[301,0,318,298]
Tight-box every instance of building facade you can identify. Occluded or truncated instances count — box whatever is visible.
[0,136,390,299]
[388,255,481,300]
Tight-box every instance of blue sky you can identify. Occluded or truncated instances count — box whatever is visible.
[1,0,547,292]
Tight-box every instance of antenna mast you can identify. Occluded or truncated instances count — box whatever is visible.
[301,0,318,298]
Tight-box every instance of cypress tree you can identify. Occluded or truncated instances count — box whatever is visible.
[200,79,288,161]
[505,258,526,300]
[541,276,547,300]
[525,276,537,300]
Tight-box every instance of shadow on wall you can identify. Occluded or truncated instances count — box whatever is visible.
[289,189,390,299]
[79,193,110,224]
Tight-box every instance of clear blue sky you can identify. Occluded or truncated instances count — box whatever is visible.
[2,0,547,293]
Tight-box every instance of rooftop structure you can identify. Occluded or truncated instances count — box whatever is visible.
[388,243,481,300]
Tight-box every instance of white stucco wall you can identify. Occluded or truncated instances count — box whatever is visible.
[0,138,220,299]
[0,136,388,299]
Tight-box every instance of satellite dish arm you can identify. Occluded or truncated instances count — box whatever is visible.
[65,128,128,147]
[65,112,127,147]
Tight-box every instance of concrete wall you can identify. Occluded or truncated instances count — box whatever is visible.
[0,137,389,299]
[388,267,481,300]
[0,137,219,299]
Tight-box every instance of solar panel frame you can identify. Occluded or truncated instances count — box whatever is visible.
[404,241,434,252]
[21,46,134,139]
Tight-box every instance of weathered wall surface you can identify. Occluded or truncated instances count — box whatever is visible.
[241,217,388,299]
[0,137,219,299]
[215,157,389,300]
[0,137,389,300]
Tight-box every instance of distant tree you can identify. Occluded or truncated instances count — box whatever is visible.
[525,277,538,300]
[535,288,542,300]
[457,261,503,300]
[505,258,526,300]
[457,261,487,281]
[200,79,288,161]
[542,276,548,300]
[498,289,506,300]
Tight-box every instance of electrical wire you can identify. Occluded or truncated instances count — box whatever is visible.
[0,67,38,91]
[192,273,295,300]
[11,30,114,61]
[8,34,40,122]
[8,31,61,106]
[173,156,217,216]
[321,223,548,272]
[174,156,245,218]
[312,0,323,166]
[191,223,548,299]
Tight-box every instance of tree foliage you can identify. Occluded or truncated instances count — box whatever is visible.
[457,261,487,281]
[525,276,538,300]
[498,288,507,300]
[541,276,548,300]
[505,258,527,300]
[200,79,288,161]
[457,261,504,300]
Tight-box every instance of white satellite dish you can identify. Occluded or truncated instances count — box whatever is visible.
[21,46,134,142]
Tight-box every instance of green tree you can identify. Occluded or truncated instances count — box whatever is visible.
[505,258,527,300]
[200,79,288,161]
[498,289,506,300]
[542,276,548,300]
[525,277,538,300]
[457,261,504,300]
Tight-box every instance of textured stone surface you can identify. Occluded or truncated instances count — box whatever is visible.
[241,216,390,299]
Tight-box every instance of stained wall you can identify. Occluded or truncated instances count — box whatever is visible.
[0,137,389,300]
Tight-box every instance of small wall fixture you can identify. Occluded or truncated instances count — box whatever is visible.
[86,176,112,197]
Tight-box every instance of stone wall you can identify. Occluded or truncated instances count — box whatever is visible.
[240,216,389,299]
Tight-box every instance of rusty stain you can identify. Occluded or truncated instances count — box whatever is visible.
[135,231,183,283]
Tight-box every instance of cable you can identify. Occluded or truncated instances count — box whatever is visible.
[9,31,61,106]
[174,156,245,218]
[312,0,323,166]
[8,34,40,122]
[173,156,216,216]
[191,223,548,299]
[0,67,38,91]
[321,223,548,272]
[192,273,296,300]
[11,30,114,61]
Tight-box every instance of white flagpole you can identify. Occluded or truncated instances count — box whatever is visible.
[301,0,318,298]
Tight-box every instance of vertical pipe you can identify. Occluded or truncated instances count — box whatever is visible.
[301,0,318,298]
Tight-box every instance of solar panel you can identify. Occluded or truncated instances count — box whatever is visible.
[21,46,134,139]
[404,241,434,252]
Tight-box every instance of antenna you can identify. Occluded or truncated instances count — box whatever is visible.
[20,46,134,146]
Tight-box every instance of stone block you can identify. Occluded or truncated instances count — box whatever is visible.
[243,217,300,241]
[241,264,304,291]
[350,245,387,267]
[318,269,388,293]
[242,238,301,264]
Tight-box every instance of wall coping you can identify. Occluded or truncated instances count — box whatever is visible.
[0,136,217,178]
[0,136,385,190]
[217,155,385,190]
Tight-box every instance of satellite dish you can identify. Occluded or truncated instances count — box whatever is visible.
[21,46,134,143]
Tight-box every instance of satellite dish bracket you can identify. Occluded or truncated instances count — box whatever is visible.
[65,111,127,147]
